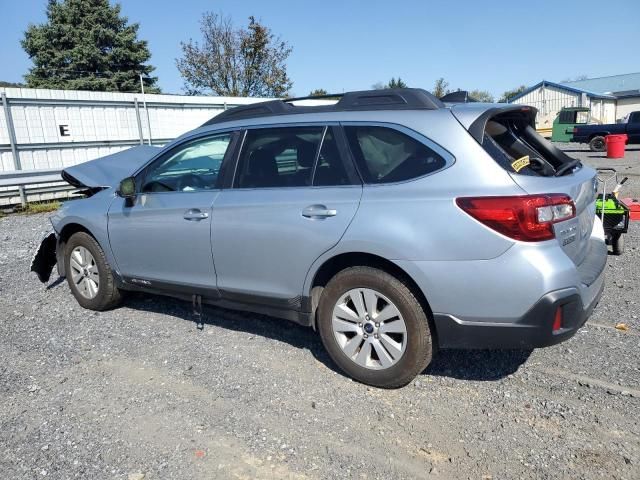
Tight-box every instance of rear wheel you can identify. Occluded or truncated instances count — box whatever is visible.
[589,136,606,152]
[65,232,122,311]
[317,266,432,388]
[612,233,625,255]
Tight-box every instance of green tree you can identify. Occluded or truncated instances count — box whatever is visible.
[499,85,527,102]
[177,13,293,97]
[432,77,450,98]
[22,0,158,92]
[468,89,494,103]
[309,88,329,96]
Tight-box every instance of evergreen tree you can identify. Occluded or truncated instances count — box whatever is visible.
[387,77,408,88]
[22,0,159,92]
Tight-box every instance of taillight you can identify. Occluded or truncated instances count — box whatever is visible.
[455,194,576,241]
[573,127,578,134]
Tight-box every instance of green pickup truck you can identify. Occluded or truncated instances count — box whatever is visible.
[551,107,590,142]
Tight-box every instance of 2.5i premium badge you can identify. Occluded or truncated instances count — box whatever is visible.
[511,155,530,172]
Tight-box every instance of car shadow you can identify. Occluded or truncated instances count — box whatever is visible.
[122,291,341,373]
[424,348,532,381]
[118,291,531,383]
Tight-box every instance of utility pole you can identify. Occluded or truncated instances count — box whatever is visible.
[139,74,152,146]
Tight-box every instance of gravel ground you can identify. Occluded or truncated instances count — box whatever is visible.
[1,212,639,480]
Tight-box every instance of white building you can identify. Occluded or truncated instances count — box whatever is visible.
[509,73,640,134]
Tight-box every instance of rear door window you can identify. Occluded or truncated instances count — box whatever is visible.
[344,126,446,184]
[235,127,323,188]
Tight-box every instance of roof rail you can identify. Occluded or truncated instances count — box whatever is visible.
[202,88,444,126]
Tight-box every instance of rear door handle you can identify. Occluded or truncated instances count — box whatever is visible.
[302,205,337,219]
[183,209,209,221]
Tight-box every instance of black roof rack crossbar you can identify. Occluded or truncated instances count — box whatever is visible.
[202,88,445,126]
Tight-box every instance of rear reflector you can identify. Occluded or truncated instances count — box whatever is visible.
[456,194,576,241]
[552,307,563,332]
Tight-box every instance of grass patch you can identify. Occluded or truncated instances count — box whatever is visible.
[21,200,61,214]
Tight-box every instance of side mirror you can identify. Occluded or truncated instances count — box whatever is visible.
[117,177,136,199]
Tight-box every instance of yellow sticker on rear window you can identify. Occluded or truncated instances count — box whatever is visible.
[511,155,530,172]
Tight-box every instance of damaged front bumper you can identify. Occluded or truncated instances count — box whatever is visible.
[30,230,60,283]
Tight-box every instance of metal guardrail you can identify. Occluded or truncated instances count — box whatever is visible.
[0,137,173,153]
[0,168,72,206]
[0,168,63,188]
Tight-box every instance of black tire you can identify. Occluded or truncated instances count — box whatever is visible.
[317,266,433,388]
[612,233,625,255]
[64,232,122,311]
[589,136,606,152]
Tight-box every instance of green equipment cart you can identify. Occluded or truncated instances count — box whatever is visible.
[596,168,630,255]
[551,107,590,142]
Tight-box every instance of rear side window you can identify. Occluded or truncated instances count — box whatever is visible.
[235,127,323,188]
[344,126,446,184]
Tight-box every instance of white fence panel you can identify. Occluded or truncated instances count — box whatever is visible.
[0,87,272,205]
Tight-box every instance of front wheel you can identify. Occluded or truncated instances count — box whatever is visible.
[317,266,433,388]
[65,232,123,311]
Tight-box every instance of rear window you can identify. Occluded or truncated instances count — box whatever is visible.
[482,117,565,177]
[344,126,446,184]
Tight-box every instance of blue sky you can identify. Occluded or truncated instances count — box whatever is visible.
[1,0,638,98]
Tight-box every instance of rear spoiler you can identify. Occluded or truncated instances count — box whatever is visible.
[466,105,537,143]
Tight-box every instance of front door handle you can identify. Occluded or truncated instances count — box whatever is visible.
[302,204,337,219]
[183,209,209,221]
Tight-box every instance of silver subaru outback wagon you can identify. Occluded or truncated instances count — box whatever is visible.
[32,88,607,388]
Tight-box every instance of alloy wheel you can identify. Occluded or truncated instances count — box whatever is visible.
[331,288,408,369]
[69,246,100,299]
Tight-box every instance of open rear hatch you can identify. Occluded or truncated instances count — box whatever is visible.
[452,105,599,269]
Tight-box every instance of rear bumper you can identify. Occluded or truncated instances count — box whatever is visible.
[434,279,604,349]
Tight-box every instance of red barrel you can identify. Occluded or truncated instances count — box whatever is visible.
[605,134,627,158]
